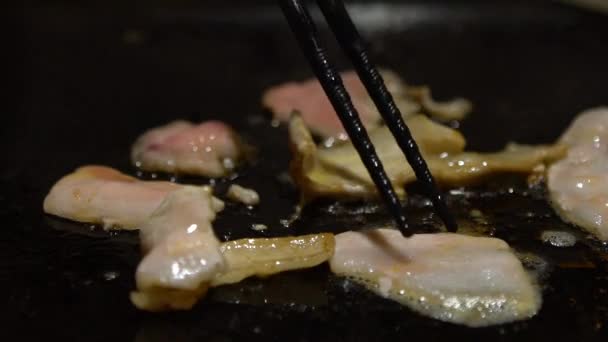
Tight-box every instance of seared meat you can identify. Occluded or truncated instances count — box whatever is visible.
[548,107,608,241]
[330,229,541,327]
[289,114,565,200]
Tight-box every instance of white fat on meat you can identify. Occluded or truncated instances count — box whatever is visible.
[330,229,541,327]
[131,120,243,178]
[547,107,608,241]
[43,165,183,229]
[131,186,226,310]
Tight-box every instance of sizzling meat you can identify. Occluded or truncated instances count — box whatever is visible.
[330,229,541,327]
[289,114,565,200]
[211,234,335,286]
[131,120,244,178]
[547,107,608,241]
[43,166,182,229]
[130,187,335,311]
[131,186,226,311]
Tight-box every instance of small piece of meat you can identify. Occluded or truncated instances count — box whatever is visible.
[43,165,183,229]
[548,107,608,241]
[330,229,541,327]
[131,186,226,311]
[226,184,260,206]
[131,120,244,178]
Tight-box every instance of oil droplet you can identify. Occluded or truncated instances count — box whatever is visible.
[103,271,119,281]
[251,223,268,232]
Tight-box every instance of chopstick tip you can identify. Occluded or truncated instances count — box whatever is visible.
[394,213,413,237]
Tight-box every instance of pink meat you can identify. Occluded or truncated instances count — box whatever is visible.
[131,120,243,178]
[262,71,382,139]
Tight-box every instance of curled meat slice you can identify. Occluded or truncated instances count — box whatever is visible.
[132,232,335,311]
[211,233,335,286]
[289,114,565,200]
[547,107,608,241]
[263,69,471,140]
[330,229,541,327]
[131,120,244,178]
[43,165,182,229]
[130,187,335,311]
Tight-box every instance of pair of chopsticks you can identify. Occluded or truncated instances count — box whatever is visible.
[279,0,457,236]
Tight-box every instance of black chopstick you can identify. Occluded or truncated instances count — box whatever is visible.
[316,0,457,232]
[279,0,411,236]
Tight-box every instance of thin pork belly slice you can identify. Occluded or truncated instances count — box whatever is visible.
[262,69,471,141]
[289,114,565,200]
[330,229,541,327]
[43,165,183,229]
[130,187,335,311]
[131,120,244,178]
[547,107,608,241]
[133,232,336,311]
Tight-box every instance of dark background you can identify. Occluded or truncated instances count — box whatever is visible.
[3,0,608,341]
[6,0,608,184]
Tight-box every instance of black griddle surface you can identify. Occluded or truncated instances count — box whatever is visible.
[3,1,608,341]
